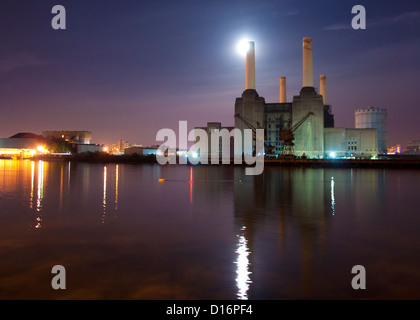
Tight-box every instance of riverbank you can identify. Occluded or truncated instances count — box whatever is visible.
[29,153,420,169]
[32,153,157,164]
[264,157,420,168]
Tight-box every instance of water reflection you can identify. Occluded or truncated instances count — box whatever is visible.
[102,166,107,224]
[0,161,402,299]
[115,165,119,212]
[189,166,193,204]
[99,164,121,223]
[232,167,336,298]
[235,225,252,300]
[68,161,71,194]
[331,177,335,215]
[35,160,45,229]
[60,164,64,214]
[30,161,34,209]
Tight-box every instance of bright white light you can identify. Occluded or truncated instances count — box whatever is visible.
[329,152,337,159]
[235,226,252,300]
[331,177,335,215]
[192,152,198,159]
[37,146,45,153]
[237,39,251,56]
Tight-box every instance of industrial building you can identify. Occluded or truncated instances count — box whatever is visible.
[42,130,103,153]
[193,122,235,158]
[0,133,48,158]
[232,37,384,158]
[0,130,103,158]
[407,140,420,155]
[111,140,130,154]
[124,146,159,156]
[355,107,387,154]
[324,128,378,158]
[42,131,92,144]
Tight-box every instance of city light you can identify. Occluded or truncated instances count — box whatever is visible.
[37,145,46,154]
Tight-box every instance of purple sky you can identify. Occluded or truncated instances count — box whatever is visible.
[1,0,419,148]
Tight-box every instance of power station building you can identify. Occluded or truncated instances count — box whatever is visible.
[355,107,388,154]
[233,37,382,158]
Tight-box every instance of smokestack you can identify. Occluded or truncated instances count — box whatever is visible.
[280,77,286,103]
[245,41,255,90]
[302,37,313,87]
[320,75,327,104]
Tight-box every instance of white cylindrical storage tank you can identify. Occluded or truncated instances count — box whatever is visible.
[355,107,388,154]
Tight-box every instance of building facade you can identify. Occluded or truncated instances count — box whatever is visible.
[355,107,387,154]
[324,128,378,158]
[42,131,92,144]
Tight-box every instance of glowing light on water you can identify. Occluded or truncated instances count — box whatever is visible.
[115,165,119,211]
[189,167,193,204]
[35,161,45,229]
[235,226,252,300]
[331,176,335,215]
[102,166,107,223]
[30,161,34,209]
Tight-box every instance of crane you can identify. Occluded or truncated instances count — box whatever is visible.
[279,111,314,156]
[234,113,275,155]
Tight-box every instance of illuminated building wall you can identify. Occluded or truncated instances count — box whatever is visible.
[0,138,46,158]
[292,87,325,158]
[355,107,387,154]
[387,145,401,154]
[324,128,378,158]
[265,103,292,155]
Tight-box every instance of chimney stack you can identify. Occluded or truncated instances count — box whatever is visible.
[302,37,313,87]
[245,41,256,90]
[280,77,286,103]
[320,75,327,104]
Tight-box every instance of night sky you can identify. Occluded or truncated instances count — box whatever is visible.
[1,0,419,148]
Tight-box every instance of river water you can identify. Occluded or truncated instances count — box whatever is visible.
[0,159,419,299]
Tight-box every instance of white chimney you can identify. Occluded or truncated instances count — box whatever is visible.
[280,77,286,103]
[302,37,313,87]
[245,41,256,90]
[320,75,327,104]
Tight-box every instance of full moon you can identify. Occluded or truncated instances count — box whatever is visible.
[237,40,251,56]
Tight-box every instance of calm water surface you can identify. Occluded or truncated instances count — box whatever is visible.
[0,159,419,299]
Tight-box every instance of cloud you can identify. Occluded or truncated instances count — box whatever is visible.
[0,53,51,73]
[323,23,352,31]
[323,10,420,31]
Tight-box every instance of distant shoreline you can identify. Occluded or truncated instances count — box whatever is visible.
[23,153,420,169]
